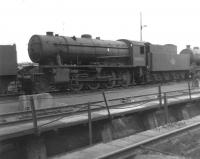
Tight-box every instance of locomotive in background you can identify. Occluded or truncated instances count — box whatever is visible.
[0,45,38,94]
[0,45,17,94]
[1,32,200,94]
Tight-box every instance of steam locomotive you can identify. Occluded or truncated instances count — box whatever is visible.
[1,32,200,94]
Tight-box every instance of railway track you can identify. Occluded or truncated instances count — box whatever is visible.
[98,118,200,159]
[0,80,190,99]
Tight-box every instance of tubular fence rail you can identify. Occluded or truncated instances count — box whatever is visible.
[0,81,200,138]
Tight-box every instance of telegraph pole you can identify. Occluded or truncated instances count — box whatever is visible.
[140,12,147,41]
[140,12,142,41]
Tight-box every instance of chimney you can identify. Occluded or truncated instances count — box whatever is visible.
[186,45,191,49]
[46,32,54,36]
[81,34,92,39]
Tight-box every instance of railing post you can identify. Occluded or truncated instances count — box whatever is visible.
[87,102,93,145]
[163,93,169,124]
[188,81,192,100]
[158,85,162,108]
[30,96,38,135]
[102,91,112,120]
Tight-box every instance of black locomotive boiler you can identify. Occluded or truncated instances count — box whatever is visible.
[26,32,198,93]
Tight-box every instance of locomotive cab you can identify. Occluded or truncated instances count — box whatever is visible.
[118,40,146,66]
[130,41,146,67]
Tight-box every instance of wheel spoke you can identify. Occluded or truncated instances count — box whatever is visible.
[102,70,116,89]
[87,82,100,90]
[119,71,131,87]
[71,82,84,91]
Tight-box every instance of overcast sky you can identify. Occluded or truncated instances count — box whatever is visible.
[0,0,200,62]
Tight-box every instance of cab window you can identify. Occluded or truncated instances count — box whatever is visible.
[140,46,145,55]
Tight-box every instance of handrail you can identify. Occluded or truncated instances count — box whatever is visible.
[0,81,200,129]
[1,85,199,118]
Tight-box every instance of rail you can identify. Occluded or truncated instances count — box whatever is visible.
[97,116,200,159]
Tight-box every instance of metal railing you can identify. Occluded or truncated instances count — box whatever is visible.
[0,81,200,141]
